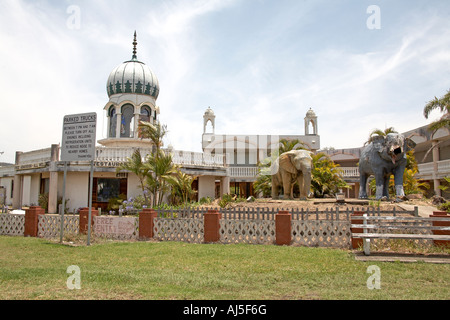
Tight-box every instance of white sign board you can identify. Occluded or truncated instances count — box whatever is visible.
[61,112,97,161]
[94,217,137,237]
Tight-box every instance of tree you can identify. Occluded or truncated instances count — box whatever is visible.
[311,152,349,198]
[422,89,450,162]
[167,170,197,205]
[423,89,450,134]
[145,150,178,207]
[138,121,168,153]
[366,127,398,145]
[116,149,150,206]
[278,138,306,154]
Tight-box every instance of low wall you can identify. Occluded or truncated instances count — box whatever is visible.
[0,206,423,249]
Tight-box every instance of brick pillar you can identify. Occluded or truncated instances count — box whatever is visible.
[350,211,365,249]
[430,211,450,248]
[24,206,45,237]
[275,210,292,246]
[139,208,158,240]
[204,209,222,243]
[79,208,98,235]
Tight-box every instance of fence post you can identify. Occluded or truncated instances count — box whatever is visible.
[139,208,158,240]
[350,211,365,249]
[79,207,98,235]
[430,211,450,248]
[24,206,45,237]
[275,210,291,245]
[204,209,222,243]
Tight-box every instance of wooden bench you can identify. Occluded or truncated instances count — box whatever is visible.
[351,214,450,255]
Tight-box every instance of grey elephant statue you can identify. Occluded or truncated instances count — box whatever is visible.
[359,133,416,200]
[271,150,313,200]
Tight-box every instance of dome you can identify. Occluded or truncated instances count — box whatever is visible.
[106,32,160,99]
[204,107,215,116]
[306,108,316,118]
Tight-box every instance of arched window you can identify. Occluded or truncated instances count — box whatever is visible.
[121,104,135,138]
[140,106,151,123]
[109,106,117,138]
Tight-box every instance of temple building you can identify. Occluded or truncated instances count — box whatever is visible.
[0,33,448,211]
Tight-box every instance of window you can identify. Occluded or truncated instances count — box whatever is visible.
[96,179,121,202]
[121,104,135,138]
[109,106,117,138]
[140,106,151,123]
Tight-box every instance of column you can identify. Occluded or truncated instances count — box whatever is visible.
[220,176,230,196]
[432,140,441,197]
[24,206,45,237]
[133,111,140,138]
[204,209,221,243]
[79,207,99,235]
[275,210,292,245]
[12,151,22,209]
[116,112,122,138]
[48,144,60,214]
[139,208,157,240]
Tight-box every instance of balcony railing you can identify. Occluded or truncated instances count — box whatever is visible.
[229,167,259,178]
[95,147,226,168]
[417,159,450,179]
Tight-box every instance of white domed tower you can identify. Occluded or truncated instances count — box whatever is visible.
[98,32,160,148]
[304,108,318,135]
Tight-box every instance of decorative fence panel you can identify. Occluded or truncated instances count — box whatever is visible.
[291,220,351,247]
[153,218,204,243]
[220,219,276,245]
[38,215,79,238]
[0,214,25,236]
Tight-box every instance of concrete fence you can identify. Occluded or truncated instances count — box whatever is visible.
[1,205,447,249]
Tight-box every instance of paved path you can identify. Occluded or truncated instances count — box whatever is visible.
[354,251,450,264]
[398,203,440,218]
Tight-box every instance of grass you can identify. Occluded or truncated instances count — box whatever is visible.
[0,236,449,300]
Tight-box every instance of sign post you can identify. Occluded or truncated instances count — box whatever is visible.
[61,112,97,245]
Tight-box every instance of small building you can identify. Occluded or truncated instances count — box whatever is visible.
[201,107,320,198]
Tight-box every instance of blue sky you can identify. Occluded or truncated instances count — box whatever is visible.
[0,0,449,164]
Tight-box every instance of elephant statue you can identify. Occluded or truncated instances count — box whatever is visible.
[271,150,313,200]
[359,133,416,200]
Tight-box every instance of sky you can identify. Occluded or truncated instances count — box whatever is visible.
[0,0,449,164]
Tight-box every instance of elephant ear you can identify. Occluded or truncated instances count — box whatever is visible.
[270,157,280,175]
[279,153,297,174]
[371,135,385,153]
[404,138,416,151]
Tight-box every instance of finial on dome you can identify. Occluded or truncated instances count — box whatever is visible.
[132,31,137,60]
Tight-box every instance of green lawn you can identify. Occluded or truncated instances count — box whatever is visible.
[0,236,449,300]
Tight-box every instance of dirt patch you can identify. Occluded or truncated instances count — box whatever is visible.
[201,197,435,214]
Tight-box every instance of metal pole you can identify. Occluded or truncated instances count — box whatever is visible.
[87,160,94,246]
[60,161,67,243]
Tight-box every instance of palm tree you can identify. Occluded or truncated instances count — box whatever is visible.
[167,170,197,205]
[311,152,349,198]
[145,150,178,207]
[138,121,168,153]
[423,89,450,134]
[116,149,150,205]
[365,127,398,145]
[278,138,306,154]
